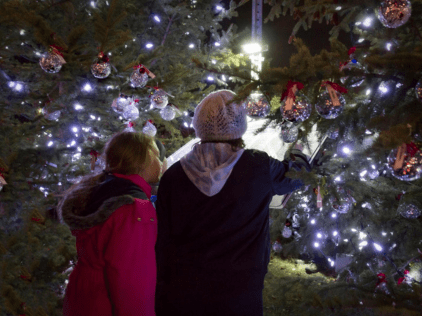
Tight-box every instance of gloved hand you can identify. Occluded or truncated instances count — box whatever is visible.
[285,149,312,172]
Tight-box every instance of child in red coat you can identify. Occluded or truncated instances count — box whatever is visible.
[58,132,164,316]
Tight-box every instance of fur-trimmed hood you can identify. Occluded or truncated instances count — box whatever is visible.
[60,173,151,231]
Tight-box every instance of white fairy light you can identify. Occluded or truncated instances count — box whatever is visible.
[154,15,160,22]
[146,43,154,49]
[386,42,392,51]
[83,83,92,92]
[314,242,320,248]
[359,241,368,247]
[331,213,337,218]
[366,89,371,95]
[69,140,76,147]
[333,231,338,236]
[90,1,95,7]
[363,17,372,27]
[359,232,367,239]
[335,6,342,10]
[382,232,387,236]
[310,219,316,224]
[351,228,357,232]
[20,29,25,35]
[334,176,342,182]
[207,76,214,81]
[90,115,96,120]
[8,82,15,88]
[189,43,194,48]
[317,233,323,238]
[15,83,23,91]
[222,75,226,81]
[214,42,220,47]
[360,170,368,177]
[183,111,188,116]
[184,122,189,127]
[74,104,83,110]
[71,127,78,133]
[342,146,351,154]
[216,5,223,10]
[47,141,54,147]
[358,38,365,43]
[344,239,348,242]
[374,243,383,251]
[212,59,217,64]
[379,82,388,94]
[185,32,190,35]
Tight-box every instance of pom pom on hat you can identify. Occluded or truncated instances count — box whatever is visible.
[193,90,247,141]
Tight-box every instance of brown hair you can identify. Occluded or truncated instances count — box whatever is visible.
[58,132,154,218]
[200,138,245,151]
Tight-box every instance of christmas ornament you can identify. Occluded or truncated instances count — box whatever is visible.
[89,150,105,172]
[377,0,411,28]
[122,103,139,121]
[39,46,66,73]
[280,121,298,143]
[130,64,155,88]
[330,186,353,214]
[327,127,339,139]
[282,225,293,238]
[280,81,312,123]
[387,142,422,181]
[151,88,169,109]
[245,92,270,117]
[272,240,282,253]
[0,168,7,192]
[111,94,130,114]
[160,105,176,121]
[415,79,422,102]
[42,108,61,121]
[143,120,157,137]
[340,60,365,88]
[315,81,347,119]
[375,273,390,295]
[124,122,136,132]
[397,201,421,219]
[91,52,111,79]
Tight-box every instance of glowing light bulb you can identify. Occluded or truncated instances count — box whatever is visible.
[317,233,322,238]
[214,42,220,47]
[366,89,371,95]
[333,231,338,236]
[47,141,53,147]
[74,104,83,110]
[358,38,365,43]
[146,43,153,49]
[154,15,160,22]
[189,44,194,48]
[331,213,337,218]
[374,243,383,251]
[207,76,214,81]
[363,17,372,27]
[83,83,92,92]
[216,5,223,10]
[342,147,351,154]
[15,83,23,91]
[72,127,78,133]
[20,29,25,35]
[314,242,320,248]
[386,42,392,51]
[310,219,316,224]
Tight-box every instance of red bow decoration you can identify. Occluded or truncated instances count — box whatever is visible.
[147,120,154,125]
[397,270,409,285]
[128,122,134,128]
[280,80,304,102]
[134,99,140,103]
[339,47,357,70]
[406,142,419,157]
[323,81,348,94]
[98,51,109,62]
[90,150,99,158]
[376,273,387,286]
[134,64,150,74]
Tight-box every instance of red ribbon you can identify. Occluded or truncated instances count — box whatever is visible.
[397,270,409,285]
[128,122,134,127]
[134,64,151,75]
[376,273,387,286]
[90,150,99,158]
[406,142,419,157]
[99,51,109,62]
[0,168,5,178]
[134,99,139,103]
[280,80,304,102]
[147,120,154,125]
[348,47,356,56]
[323,81,348,94]
[50,45,65,57]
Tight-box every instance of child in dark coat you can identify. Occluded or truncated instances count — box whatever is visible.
[155,90,310,316]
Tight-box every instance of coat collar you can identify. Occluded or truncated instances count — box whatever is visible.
[113,173,152,198]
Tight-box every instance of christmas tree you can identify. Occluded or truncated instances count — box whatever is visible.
[0,0,240,314]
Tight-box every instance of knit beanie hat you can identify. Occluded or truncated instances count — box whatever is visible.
[193,90,247,141]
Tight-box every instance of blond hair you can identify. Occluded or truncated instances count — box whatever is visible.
[58,132,154,218]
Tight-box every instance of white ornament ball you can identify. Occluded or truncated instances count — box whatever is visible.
[91,61,111,79]
[280,121,298,143]
[282,225,293,238]
[280,93,312,123]
[130,70,148,88]
[151,89,168,109]
[143,121,157,137]
[160,106,176,121]
[397,201,421,219]
[122,104,139,121]
[272,240,283,253]
[340,61,365,88]
[330,187,353,214]
[39,52,64,73]
[315,90,346,119]
[245,93,270,117]
[377,0,411,28]
[415,79,422,102]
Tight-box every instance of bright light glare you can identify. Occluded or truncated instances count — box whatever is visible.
[222,75,226,81]
[366,89,371,95]
[154,15,160,22]
[358,38,365,43]
[47,141,53,147]
[331,213,337,218]
[20,29,25,35]
[8,81,15,88]
[83,83,92,92]
[359,241,368,247]
[355,22,362,25]
[183,122,188,127]
[334,176,341,182]
[310,219,316,224]
[335,6,342,10]
[374,243,383,251]
[242,43,262,54]
[360,170,368,177]
[15,83,23,91]
[382,232,387,236]
[215,42,220,47]
[189,43,194,48]
[216,5,223,11]
[359,232,367,239]
[90,1,95,7]
[333,231,338,236]
[386,42,392,51]
[146,43,154,49]
[314,242,320,248]
[72,127,78,133]
[342,146,351,154]
[317,233,322,238]
[363,17,372,27]
[74,104,84,110]
[207,76,214,81]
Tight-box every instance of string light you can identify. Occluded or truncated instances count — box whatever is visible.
[214,42,220,47]
[373,243,383,251]
[83,83,92,92]
[47,141,54,147]
[74,104,84,110]
[146,43,154,49]
[216,5,223,11]
[154,15,160,22]
[207,76,214,81]
[310,219,316,224]
[314,242,320,248]
[363,17,373,27]
[333,231,338,236]
[386,42,392,51]
[189,44,194,48]
[20,29,25,35]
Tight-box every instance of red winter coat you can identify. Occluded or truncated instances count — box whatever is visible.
[60,173,157,316]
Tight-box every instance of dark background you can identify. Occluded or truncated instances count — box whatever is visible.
[226,1,350,67]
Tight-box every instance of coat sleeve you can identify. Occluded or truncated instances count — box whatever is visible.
[269,156,305,196]
[102,202,156,316]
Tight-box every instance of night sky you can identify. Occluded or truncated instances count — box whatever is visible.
[226,1,350,68]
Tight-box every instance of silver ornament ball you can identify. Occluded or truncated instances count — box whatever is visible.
[280,121,299,143]
[280,93,312,123]
[315,90,346,119]
[143,122,157,137]
[130,70,149,88]
[387,147,422,181]
[91,61,111,79]
[245,93,270,117]
[151,90,169,109]
[397,201,421,219]
[39,52,64,73]
[160,106,176,121]
[377,0,411,28]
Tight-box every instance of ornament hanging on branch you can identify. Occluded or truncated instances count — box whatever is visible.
[124,122,136,132]
[415,79,422,102]
[340,47,365,88]
[397,198,421,219]
[143,120,157,137]
[151,87,171,109]
[39,45,66,73]
[280,81,312,123]
[271,240,282,253]
[131,64,155,88]
[282,219,293,238]
[91,52,111,79]
[315,81,347,119]
[122,98,140,121]
[0,168,7,192]
[387,142,422,181]
[111,94,130,114]
[280,121,298,143]
[377,0,411,28]
[330,186,353,214]
[160,103,177,121]
[42,108,61,121]
[245,92,270,117]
